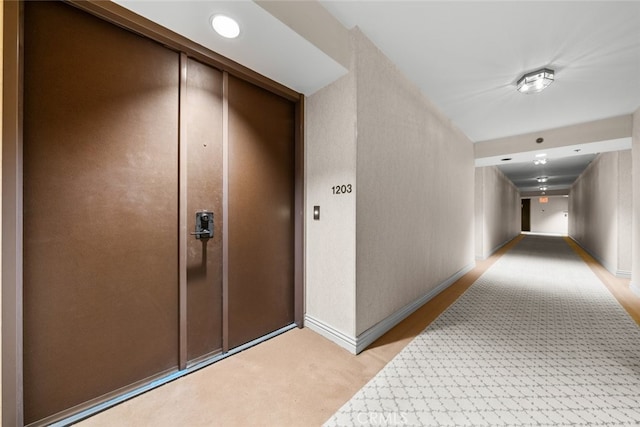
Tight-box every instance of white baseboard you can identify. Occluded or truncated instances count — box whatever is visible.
[354,261,475,354]
[630,282,640,297]
[477,234,521,261]
[305,261,476,355]
[616,270,632,279]
[522,231,567,237]
[568,237,620,278]
[304,315,357,354]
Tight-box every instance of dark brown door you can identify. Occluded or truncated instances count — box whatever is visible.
[522,198,531,232]
[23,2,180,423]
[184,58,224,362]
[22,2,296,424]
[227,76,295,349]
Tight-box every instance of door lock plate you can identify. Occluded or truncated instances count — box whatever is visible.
[191,211,213,239]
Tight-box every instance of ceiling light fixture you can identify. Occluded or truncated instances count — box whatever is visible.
[517,68,554,94]
[539,186,548,191]
[535,153,547,158]
[533,158,547,165]
[211,14,240,39]
[537,177,548,183]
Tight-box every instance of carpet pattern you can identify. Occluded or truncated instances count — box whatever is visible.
[324,236,640,426]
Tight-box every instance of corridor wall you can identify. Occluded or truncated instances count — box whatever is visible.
[474,166,521,260]
[632,107,640,294]
[529,196,569,235]
[569,150,632,278]
[305,28,475,353]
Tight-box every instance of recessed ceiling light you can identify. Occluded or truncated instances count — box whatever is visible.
[533,158,547,165]
[536,137,544,144]
[211,14,240,39]
[537,176,548,183]
[517,68,554,94]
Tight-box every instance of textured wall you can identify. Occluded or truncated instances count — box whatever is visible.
[353,29,475,335]
[618,151,632,275]
[569,151,632,276]
[475,166,520,259]
[474,168,484,258]
[632,108,640,292]
[305,42,358,338]
[529,196,568,235]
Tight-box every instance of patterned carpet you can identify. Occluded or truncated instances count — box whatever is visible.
[324,236,640,426]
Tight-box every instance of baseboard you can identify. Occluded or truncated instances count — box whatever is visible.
[616,270,632,279]
[304,315,358,354]
[354,261,475,354]
[304,261,476,355]
[477,234,520,260]
[630,282,640,297]
[567,236,628,278]
[523,231,567,237]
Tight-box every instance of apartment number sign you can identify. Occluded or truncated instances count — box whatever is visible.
[332,184,353,195]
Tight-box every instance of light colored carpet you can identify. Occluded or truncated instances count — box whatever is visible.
[324,236,640,426]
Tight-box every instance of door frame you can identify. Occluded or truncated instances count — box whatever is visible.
[2,1,305,425]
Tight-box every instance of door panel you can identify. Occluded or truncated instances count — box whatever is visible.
[22,2,298,423]
[522,198,531,232]
[227,76,295,349]
[185,58,224,362]
[23,2,180,423]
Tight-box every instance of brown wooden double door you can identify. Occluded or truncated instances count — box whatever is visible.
[22,2,295,424]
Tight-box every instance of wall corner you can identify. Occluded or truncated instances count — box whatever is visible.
[631,107,640,290]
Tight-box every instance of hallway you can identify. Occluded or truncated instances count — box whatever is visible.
[77,235,640,426]
[327,236,640,425]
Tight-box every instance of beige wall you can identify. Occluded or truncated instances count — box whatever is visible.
[474,166,520,259]
[305,28,475,352]
[632,108,640,294]
[304,41,358,341]
[569,150,632,277]
[353,29,474,336]
[529,195,569,235]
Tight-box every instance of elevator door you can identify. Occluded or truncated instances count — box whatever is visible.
[23,2,180,423]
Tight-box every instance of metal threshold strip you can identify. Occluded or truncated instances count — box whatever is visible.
[48,324,297,427]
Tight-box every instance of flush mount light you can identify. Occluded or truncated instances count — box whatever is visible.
[211,14,240,39]
[517,68,554,94]
[533,158,547,165]
[539,186,549,191]
[537,176,548,183]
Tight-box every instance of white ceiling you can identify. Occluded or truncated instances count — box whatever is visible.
[320,1,640,142]
[113,0,347,95]
[113,1,639,193]
[497,153,598,194]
